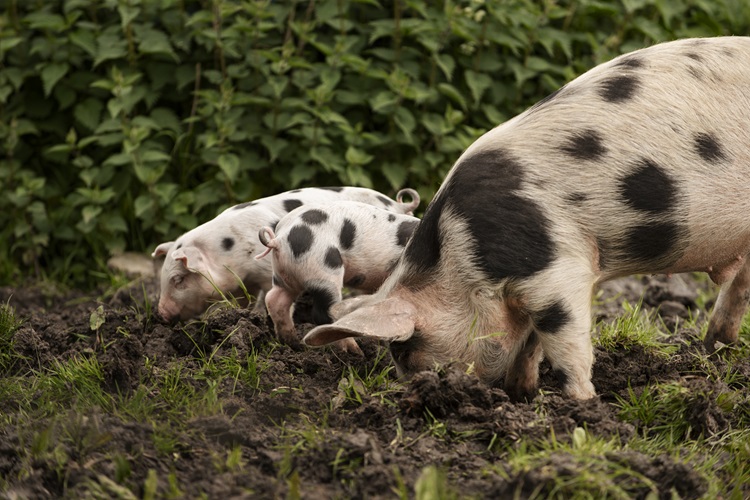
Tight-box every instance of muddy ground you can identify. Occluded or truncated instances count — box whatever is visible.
[0,272,748,498]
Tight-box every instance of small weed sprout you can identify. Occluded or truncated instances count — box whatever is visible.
[0,300,21,373]
[414,466,457,500]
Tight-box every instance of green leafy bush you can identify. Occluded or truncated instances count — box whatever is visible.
[1,0,748,286]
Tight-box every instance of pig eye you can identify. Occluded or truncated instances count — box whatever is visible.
[171,275,185,287]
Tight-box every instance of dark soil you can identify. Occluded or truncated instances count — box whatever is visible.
[0,273,747,499]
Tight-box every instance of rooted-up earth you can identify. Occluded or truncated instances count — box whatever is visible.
[1,271,749,499]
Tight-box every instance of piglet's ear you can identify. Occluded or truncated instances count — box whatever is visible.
[152,241,174,258]
[303,297,416,347]
[170,247,206,274]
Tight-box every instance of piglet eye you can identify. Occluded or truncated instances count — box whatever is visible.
[172,275,184,286]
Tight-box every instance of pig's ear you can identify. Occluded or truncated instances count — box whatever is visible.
[303,297,416,346]
[170,247,207,274]
[152,241,174,259]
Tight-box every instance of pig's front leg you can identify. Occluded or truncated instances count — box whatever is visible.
[264,286,300,347]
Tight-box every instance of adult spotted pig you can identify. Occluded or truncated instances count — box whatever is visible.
[303,37,750,400]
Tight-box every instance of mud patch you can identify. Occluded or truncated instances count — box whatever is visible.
[0,274,747,498]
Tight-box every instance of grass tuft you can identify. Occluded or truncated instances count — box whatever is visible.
[595,300,677,357]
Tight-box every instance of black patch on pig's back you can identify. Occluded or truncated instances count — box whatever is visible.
[396,220,419,247]
[560,130,607,161]
[694,132,727,163]
[317,186,344,192]
[221,237,235,251]
[283,199,303,212]
[340,219,356,250]
[288,225,314,258]
[618,159,676,214]
[599,74,640,103]
[403,149,554,285]
[301,209,328,225]
[324,247,342,269]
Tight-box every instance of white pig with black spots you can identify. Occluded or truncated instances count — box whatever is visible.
[152,187,419,322]
[255,201,420,352]
[303,37,750,401]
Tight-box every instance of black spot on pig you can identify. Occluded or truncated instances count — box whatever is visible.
[618,159,677,214]
[616,56,644,69]
[340,219,356,250]
[233,201,257,210]
[318,186,344,192]
[552,368,569,388]
[403,149,554,287]
[221,237,235,251]
[694,133,727,163]
[532,301,570,334]
[345,274,365,288]
[388,214,396,222]
[560,130,607,160]
[622,221,683,263]
[377,195,394,207]
[284,199,303,212]
[396,220,419,247]
[686,52,702,61]
[324,247,342,269]
[308,286,336,324]
[599,75,640,103]
[566,193,588,205]
[176,243,182,250]
[288,225,314,258]
[301,209,329,225]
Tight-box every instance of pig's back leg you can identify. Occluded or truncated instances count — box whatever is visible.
[520,260,598,400]
[705,253,750,350]
[503,330,543,402]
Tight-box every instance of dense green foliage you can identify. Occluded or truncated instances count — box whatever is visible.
[2,0,749,285]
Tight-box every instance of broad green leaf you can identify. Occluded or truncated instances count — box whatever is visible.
[345,146,374,166]
[117,5,141,28]
[69,29,97,57]
[382,163,408,190]
[393,107,416,143]
[73,97,103,131]
[40,62,70,97]
[24,12,66,31]
[89,305,106,331]
[0,37,23,57]
[464,70,492,105]
[218,154,241,183]
[434,53,455,81]
[135,26,179,61]
[81,205,102,225]
[134,195,154,218]
[437,83,467,111]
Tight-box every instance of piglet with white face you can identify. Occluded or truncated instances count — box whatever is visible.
[153,187,419,322]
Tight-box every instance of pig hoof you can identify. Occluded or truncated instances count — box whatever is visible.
[335,338,363,356]
[564,381,597,400]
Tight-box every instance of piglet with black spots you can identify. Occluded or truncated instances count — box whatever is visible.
[303,37,750,401]
[152,187,419,322]
[255,201,420,352]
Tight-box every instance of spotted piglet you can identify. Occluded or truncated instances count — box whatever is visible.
[304,37,750,401]
[153,187,419,322]
[255,201,420,352]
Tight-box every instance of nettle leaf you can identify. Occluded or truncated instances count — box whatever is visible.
[464,70,493,105]
[434,53,455,81]
[117,5,141,28]
[345,146,374,166]
[0,37,23,57]
[69,29,97,57]
[382,162,408,190]
[437,83,467,111]
[95,31,127,67]
[81,205,102,225]
[41,62,70,97]
[134,194,155,218]
[73,97,104,131]
[135,25,179,61]
[218,153,241,183]
[25,12,66,31]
